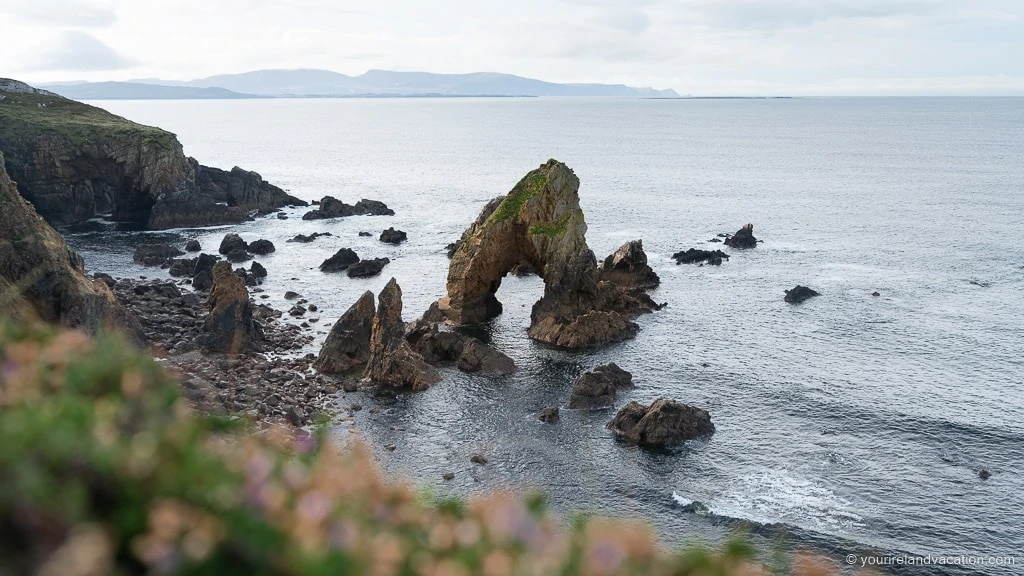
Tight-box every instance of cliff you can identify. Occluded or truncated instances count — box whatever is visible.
[0,79,305,229]
[0,151,141,338]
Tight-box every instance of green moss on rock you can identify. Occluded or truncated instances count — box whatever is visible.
[488,171,548,224]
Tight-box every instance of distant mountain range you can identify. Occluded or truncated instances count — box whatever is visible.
[44,69,679,100]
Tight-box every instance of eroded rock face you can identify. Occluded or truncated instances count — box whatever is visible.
[568,363,634,410]
[0,83,305,229]
[197,261,260,353]
[0,152,142,340]
[435,160,660,348]
[607,399,715,447]
[313,291,375,374]
[599,240,660,290]
[724,224,758,249]
[363,278,440,391]
[407,322,515,375]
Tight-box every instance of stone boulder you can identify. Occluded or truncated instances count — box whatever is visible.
[197,261,260,353]
[724,224,758,249]
[363,279,440,391]
[672,249,730,266]
[435,160,660,349]
[0,153,141,340]
[133,243,185,267]
[250,261,268,279]
[407,322,515,375]
[219,233,248,255]
[607,399,715,447]
[785,285,820,304]
[185,239,202,252]
[248,239,276,255]
[225,249,252,263]
[191,254,219,291]
[320,248,360,273]
[348,258,390,279]
[313,291,376,374]
[380,227,408,245]
[302,197,394,220]
[167,258,197,278]
[568,363,634,410]
[599,240,660,290]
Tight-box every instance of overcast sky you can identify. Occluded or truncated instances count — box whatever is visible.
[1,0,1022,95]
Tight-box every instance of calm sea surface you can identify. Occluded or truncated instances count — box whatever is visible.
[67,97,1024,574]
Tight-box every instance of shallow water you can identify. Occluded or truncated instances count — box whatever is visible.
[67,97,1024,574]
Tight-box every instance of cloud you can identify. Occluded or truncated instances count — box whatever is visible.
[0,0,116,27]
[27,30,137,72]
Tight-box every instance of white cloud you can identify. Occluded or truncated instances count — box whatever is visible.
[25,30,136,72]
[0,0,116,27]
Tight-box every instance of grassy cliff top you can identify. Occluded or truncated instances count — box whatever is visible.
[0,85,176,150]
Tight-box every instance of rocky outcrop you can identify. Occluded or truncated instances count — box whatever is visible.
[407,322,515,375]
[599,240,660,290]
[363,279,440,391]
[302,197,394,220]
[567,363,634,410]
[219,234,248,255]
[0,81,305,229]
[607,399,715,447]
[313,291,375,374]
[380,227,407,245]
[348,258,390,278]
[435,160,660,349]
[196,262,261,353]
[785,285,820,304]
[672,249,729,266]
[133,243,184,267]
[248,239,276,255]
[185,239,201,252]
[288,232,332,243]
[320,248,359,273]
[0,151,141,339]
[724,224,758,249]
[191,254,219,291]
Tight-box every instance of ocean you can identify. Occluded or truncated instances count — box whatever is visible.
[65,97,1024,574]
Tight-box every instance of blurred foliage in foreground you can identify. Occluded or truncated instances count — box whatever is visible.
[0,322,842,576]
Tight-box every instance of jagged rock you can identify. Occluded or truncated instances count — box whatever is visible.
[288,232,333,243]
[568,363,634,410]
[235,268,260,287]
[0,154,141,340]
[599,240,660,290]
[289,305,307,317]
[0,83,305,229]
[320,248,360,273]
[133,243,185,267]
[168,258,197,278]
[314,291,375,374]
[785,285,820,304]
[435,160,659,348]
[724,224,758,249]
[185,239,202,252]
[219,233,248,255]
[197,262,260,353]
[407,322,515,375]
[380,227,407,245]
[672,248,730,266]
[191,254,219,291]
[225,248,252,263]
[539,408,560,424]
[607,399,714,447]
[363,279,440,391]
[302,197,394,220]
[348,258,390,279]
[248,239,276,255]
[251,261,268,278]
[872,291,881,297]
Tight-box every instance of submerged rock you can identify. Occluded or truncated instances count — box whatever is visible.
[607,399,715,447]
[314,291,375,374]
[723,223,758,249]
[380,227,408,245]
[672,248,730,266]
[288,232,333,243]
[785,285,820,304]
[320,248,360,273]
[599,240,660,290]
[133,243,185,267]
[302,196,394,220]
[348,258,390,279]
[363,279,440,391]
[435,160,660,349]
[568,363,634,410]
[539,408,560,424]
[197,262,261,353]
